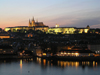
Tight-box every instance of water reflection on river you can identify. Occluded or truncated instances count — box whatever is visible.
[36,57,99,68]
[0,57,100,75]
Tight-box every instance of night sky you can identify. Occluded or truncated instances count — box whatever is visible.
[0,0,100,29]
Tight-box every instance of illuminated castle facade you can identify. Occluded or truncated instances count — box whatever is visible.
[4,17,90,34]
[29,17,45,27]
[5,17,49,32]
[46,24,90,34]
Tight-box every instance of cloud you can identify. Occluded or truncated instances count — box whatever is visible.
[91,24,100,28]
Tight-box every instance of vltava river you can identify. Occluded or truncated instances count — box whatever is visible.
[0,57,100,75]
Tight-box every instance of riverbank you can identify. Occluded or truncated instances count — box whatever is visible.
[0,54,33,59]
[0,54,100,61]
[37,56,100,61]
[52,56,100,61]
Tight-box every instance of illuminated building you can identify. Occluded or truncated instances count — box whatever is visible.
[0,45,14,54]
[57,46,94,57]
[47,27,75,34]
[4,17,90,34]
[0,32,10,39]
[0,35,10,39]
[25,33,34,37]
[4,17,49,32]
[47,25,89,34]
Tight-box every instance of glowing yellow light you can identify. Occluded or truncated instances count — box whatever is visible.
[61,61,64,67]
[96,62,98,66]
[55,24,59,27]
[20,53,22,56]
[0,36,10,39]
[93,61,95,67]
[37,57,39,61]
[64,52,66,54]
[75,53,79,56]
[71,62,74,67]
[43,59,46,66]
[82,61,86,65]
[68,53,70,54]
[68,62,70,66]
[88,61,90,66]
[5,28,10,32]
[64,62,67,67]
[20,59,22,69]
[38,58,41,64]
[84,29,88,33]
[68,47,71,50]
[39,58,41,61]
[43,53,46,56]
[61,52,63,54]
[75,62,79,68]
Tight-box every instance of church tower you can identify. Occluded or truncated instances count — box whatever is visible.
[31,17,35,26]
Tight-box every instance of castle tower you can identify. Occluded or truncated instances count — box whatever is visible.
[32,17,35,26]
[86,25,90,29]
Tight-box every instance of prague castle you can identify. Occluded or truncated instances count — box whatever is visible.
[47,25,89,34]
[29,17,45,27]
[4,17,90,34]
[5,17,49,32]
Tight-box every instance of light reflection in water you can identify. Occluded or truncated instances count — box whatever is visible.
[51,63,53,66]
[58,61,79,68]
[36,57,98,68]
[58,61,98,68]
[4,60,6,63]
[31,58,33,61]
[82,61,90,66]
[93,61,98,67]
[93,61,95,67]
[37,57,41,64]
[20,59,22,69]
[0,59,100,75]
[75,62,79,67]
[88,61,90,66]
[43,59,46,66]
[36,57,47,66]
[37,57,39,61]
[38,58,41,64]
[48,61,50,66]
[96,62,98,66]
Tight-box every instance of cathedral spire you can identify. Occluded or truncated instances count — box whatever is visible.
[32,17,35,26]
[29,19,30,23]
[32,17,35,21]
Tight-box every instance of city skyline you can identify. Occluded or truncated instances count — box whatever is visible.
[0,0,100,29]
